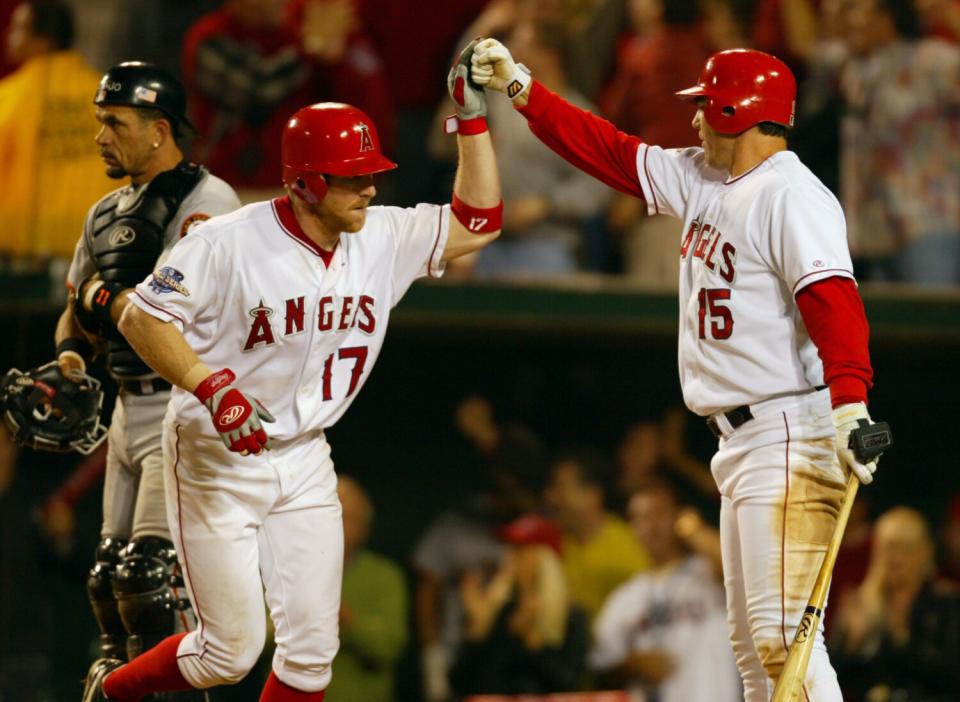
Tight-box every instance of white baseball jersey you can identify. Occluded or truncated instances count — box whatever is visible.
[634,146,854,416]
[130,196,449,440]
[66,171,240,293]
[590,555,740,702]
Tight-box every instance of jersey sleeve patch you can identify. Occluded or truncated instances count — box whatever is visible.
[149,266,190,296]
[179,213,210,238]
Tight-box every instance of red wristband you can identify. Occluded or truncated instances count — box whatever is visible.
[451,193,502,234]
[194,368,236,403]
[444,115,488,135]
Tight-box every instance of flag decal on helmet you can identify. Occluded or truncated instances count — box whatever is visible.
[134,86,158,103]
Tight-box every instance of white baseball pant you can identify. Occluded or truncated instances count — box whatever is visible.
[162,422,343,692]
[710,388,844,702]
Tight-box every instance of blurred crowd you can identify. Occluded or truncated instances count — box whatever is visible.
[1,1,960,701]
[3,0,960,286]
[3,394,959,702]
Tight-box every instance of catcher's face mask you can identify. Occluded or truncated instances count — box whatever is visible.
[1,361,107,455]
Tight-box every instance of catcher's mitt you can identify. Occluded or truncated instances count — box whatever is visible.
[0,361,107,455]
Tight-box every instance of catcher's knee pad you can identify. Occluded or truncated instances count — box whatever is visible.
[114,536,186,660]
[87,536,129,660]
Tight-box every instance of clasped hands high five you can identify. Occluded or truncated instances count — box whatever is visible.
[447,37,533,120]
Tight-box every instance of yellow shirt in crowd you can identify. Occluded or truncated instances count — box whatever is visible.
[0,51,115,259]
[561,515,651,621]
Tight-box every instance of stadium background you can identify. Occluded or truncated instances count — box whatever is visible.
[2,0,960,700]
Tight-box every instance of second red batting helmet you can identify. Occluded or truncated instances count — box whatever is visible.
[282,103,397,203]
[675,49,796,135]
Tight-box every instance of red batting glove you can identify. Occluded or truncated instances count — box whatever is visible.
[193,369,275,454]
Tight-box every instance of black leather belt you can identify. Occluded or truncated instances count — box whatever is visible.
[706,405,754,438]
[118,378,172,396]
[706,386,828,438]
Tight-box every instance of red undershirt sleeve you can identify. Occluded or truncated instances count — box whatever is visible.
[516,81,645,198]
[795,276,874,407]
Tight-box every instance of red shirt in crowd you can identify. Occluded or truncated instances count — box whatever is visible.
[599,24,713,149]
[182,1,393,188]
[360,0,491,110]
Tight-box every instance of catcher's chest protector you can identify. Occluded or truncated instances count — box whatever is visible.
[86,163,205,379]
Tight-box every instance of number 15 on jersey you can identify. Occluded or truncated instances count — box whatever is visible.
[698,288,733,340]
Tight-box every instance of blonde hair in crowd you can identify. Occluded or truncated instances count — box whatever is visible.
[873,506,936,581]
[511,545,571,649]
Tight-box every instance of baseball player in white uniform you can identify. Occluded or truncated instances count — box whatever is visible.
[53,62,239,684]
[471,41,890,700]
[81,41,502,702]
[590,482,739,702]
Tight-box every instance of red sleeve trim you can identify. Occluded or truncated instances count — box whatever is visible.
[795,276,873,407]
[134,291,185,325]
[791,267,853,295]
[642,146,659,215]
[427,207,444,279]
[517,80,645,198]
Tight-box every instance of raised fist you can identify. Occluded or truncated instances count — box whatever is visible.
[470,38,531,100]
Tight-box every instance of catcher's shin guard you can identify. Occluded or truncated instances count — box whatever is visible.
[114,537,184,660]
[87,537,129,660]
[115,537,209,702]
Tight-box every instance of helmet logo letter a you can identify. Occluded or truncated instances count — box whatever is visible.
[357,124,374,153]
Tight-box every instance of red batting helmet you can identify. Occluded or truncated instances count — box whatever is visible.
[281,103,397,203]
[675,49,796,135]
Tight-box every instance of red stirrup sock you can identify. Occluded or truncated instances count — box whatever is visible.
[259,671,327,701]
[103,633,195,701]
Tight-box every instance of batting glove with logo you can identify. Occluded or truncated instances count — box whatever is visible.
[448,38,487,121]
[194,369,275,455]
[470,38,532,101]
[832,402,880,484]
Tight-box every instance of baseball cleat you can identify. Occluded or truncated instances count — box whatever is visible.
[81,658,123,702]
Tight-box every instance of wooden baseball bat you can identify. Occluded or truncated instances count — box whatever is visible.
[770,474,860,702]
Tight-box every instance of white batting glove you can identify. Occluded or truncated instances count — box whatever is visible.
[470,37,532,101]
[832,402,879,484]
[448,38,487,121]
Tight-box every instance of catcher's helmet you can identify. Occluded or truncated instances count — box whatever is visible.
[281,103,397,203]
[1,362,107,455]
[95,61,195,136]
[675,49,796,135]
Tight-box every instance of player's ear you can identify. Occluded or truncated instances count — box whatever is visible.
[151,117,172,149]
